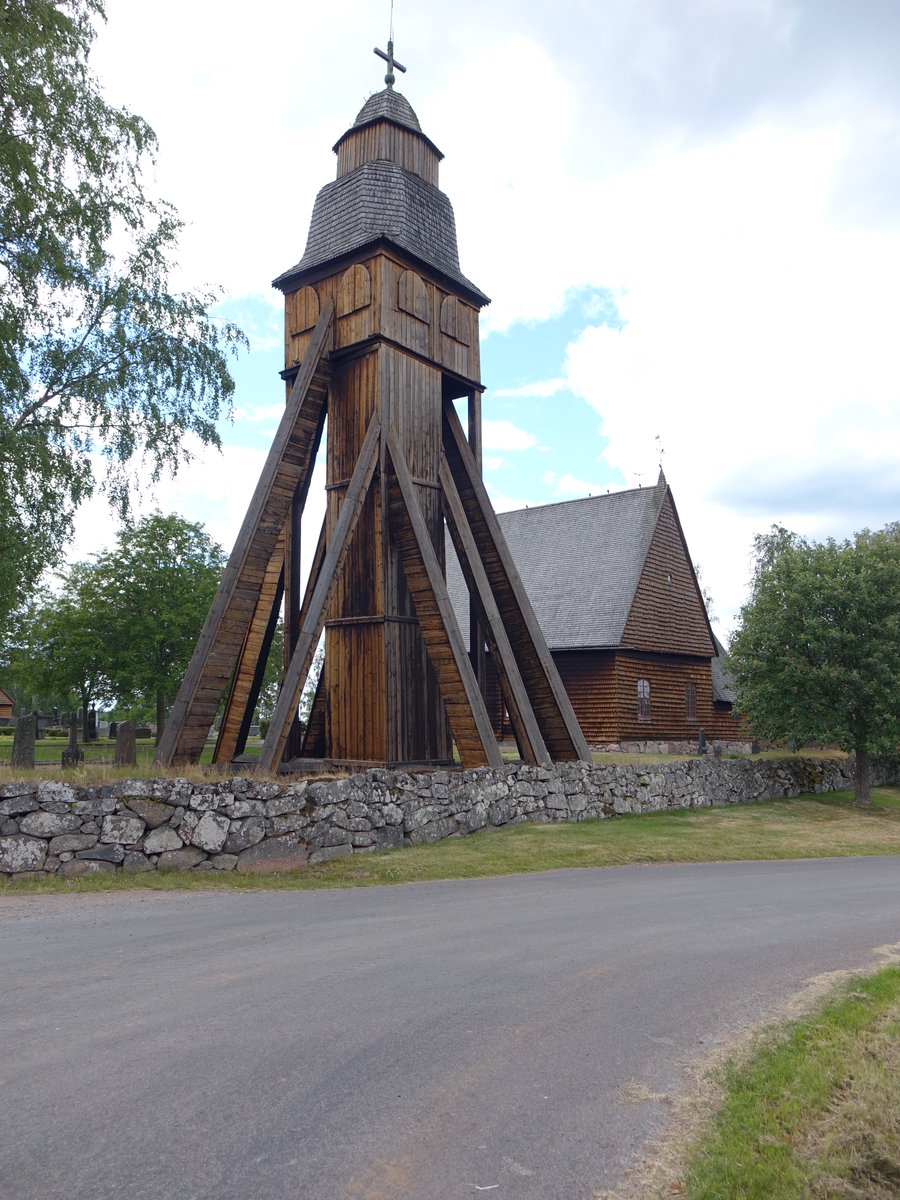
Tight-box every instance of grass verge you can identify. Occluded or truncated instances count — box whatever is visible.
[2,788,899,896]
[676,964,900,1199]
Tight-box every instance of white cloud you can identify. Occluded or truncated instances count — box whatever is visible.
[492,378,570,399]
[230,402,287,425]
[482,419,539,452]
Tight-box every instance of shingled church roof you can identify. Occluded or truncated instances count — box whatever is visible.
[348,88,426,138]
[447,474,718,657]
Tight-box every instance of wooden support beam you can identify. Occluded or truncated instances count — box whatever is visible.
[213,535,285,764]
[467,389,486,696]
[155,298,334,767]
[298,515,327,633]
[384,426,502,769]
[440,456,549,766]
[441,396,591,763]
[258,414,382,774]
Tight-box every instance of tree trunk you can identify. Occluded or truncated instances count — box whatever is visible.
[854,746,871,806]
[81,692,90,743]
[156,690,165,746]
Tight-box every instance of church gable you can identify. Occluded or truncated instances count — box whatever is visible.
[621,491,716,658]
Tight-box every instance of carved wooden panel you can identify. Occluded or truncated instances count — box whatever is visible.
[337,264,372,317]
[398,270,429,322]
[439,295,471,345]
[285,286,320,364]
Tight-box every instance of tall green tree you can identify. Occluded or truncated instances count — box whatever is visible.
[4,562,111,736]
[729,523,900,804]
[96,512,225,739]
[0,0,244,625]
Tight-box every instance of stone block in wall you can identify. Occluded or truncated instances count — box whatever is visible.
[101,814,145,845]
[71,796,117,817]
[78,843,125,864]
[408,816,459,845]
[308,844,352,865]
[123,852,153,873]
[48,833,98,855]
[20,810,82,837]
[157,847,206,870]
[123,797,175,829]
[236,834,307,874]
[0,835,47,873]
[143,826,183,854]
[209,854,238,871]
[0,794,38,817]
[375,825,404,850]
[37,781,80,806]
[191,812,230,853]
[223,817,266,855]
[60,859,114,876]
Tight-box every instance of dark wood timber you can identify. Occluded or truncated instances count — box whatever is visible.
[155,299,334,767]
[440,456,548,766]
[298,515,327,632]
[258,413,382,774]
[441,396,591,762]
[213,537,285,764]
[384,426,501,769]
[467,389,487,696]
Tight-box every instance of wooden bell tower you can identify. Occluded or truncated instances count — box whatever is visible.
[156,49,589,772]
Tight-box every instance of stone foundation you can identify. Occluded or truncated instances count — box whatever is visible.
[1,755,897,879]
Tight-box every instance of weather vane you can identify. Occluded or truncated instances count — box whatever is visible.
[374,1,406,88]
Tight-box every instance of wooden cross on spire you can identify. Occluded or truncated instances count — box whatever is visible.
[374,38,405,87]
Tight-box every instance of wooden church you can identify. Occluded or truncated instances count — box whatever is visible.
[448,472,742,748]
[155,47,590,772]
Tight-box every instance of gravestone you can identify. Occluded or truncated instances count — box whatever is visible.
[11,713,37,769]
[114,721,137,767]
[697,728,707,755]
[88,708,97,741]
[109,721,118,741]
[62,712,84,769]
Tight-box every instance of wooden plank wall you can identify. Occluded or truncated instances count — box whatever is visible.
[622,493,716,658]
[336,124,439,185]
[484,649,743,746]
[614,653,720,743]
[286,254,482,396]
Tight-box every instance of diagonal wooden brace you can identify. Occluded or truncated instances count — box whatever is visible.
[440,456,549,766]
[441,396,591,762]
[384,426,502,769]
[257,413,382,774]
[155,298,334,766]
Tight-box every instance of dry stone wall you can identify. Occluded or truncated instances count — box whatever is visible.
[1,756,898,879]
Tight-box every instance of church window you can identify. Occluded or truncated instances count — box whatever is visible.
[637,679,651,721]
[685,682,697,721]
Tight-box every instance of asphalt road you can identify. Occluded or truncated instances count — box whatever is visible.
[1,857,899,1200]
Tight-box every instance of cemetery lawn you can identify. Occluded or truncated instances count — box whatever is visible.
[2,788,899,895]
[0,737,264,767]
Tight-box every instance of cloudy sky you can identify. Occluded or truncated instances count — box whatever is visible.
[80,0,900,638]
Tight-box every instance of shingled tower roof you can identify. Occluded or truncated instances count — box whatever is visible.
[273,87,488,306]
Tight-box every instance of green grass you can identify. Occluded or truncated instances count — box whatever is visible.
[678,965,900,1199]
[3,787,899,896]
[0,736,267,768]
